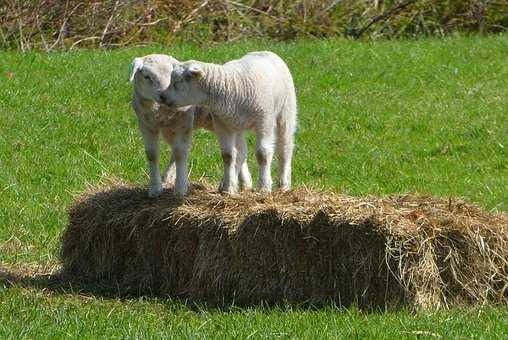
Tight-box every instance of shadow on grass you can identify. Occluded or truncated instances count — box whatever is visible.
[0,264,181,301]
[0,265,114,297]
[0,264,404,312]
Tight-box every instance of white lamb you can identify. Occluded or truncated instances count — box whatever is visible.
[128,54,252,198]
[163,51,297,193]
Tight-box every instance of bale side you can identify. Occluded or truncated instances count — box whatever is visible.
[60,182,508,308]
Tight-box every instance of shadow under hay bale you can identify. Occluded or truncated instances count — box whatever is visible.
[61,182,508,309]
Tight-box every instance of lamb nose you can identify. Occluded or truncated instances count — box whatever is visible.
[159,94,167,103]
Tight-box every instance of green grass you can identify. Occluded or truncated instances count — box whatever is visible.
[0,288,507,339]
[1,35,507,338]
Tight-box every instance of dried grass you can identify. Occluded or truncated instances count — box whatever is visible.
[61,180,508,309]
[2,0,507,51]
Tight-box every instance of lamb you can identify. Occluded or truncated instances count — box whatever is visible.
[162,51,297,193]
[129,54,252,198]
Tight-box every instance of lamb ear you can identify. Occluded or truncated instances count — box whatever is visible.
[185,64,204,80]
[128,57,144,82]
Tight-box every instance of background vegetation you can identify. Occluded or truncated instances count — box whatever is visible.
[1,0,508,51]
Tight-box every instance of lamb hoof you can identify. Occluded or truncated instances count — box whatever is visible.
[218,185,237,195]
[239,183,253,192]
[173,192,185,201]
[256,181,272,193]
[239,179,253,192]
[219,187,238,195]
[148,185,163,198]
[256,187,272,193]
[278,185,291,192]
[218,180,238,194]
[173,186,188,199]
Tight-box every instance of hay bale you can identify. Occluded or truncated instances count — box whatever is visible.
[61,181,508,309]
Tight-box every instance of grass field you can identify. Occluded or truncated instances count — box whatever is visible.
[1,35,507,338]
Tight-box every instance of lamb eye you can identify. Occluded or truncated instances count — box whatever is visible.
[144,75,151,81]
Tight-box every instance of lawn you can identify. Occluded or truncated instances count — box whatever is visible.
[1,35,507,338]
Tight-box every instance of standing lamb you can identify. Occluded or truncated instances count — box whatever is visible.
[163,51,297,193]
[129,54,252,198]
